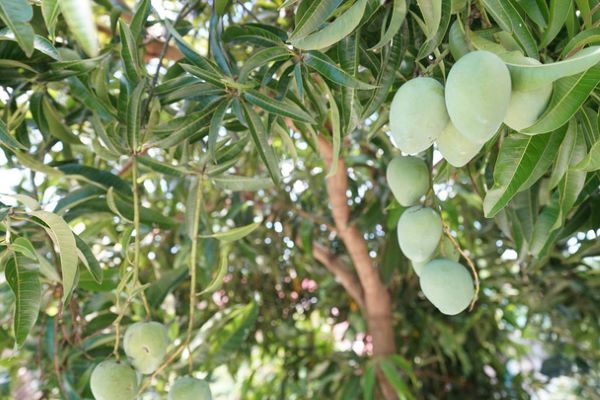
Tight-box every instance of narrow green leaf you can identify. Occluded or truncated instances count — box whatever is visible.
[304,51,376,89]
[417,0,451,59]
[180,63,225,87]
[480,0,538,58]
[74,234,103,283]
[539,0,571,48]
[289,0,344,41]
[0,118,27,150]
[200,221,261,242]
[130,0,151,40]
[59,0,99,57]
[56,163,132,197]
[548,119,577,188]
[291,0,367,50]
[119,21,141,84]
[14,151,63,177]
[41,98,81,144]
[215,0,231,16]
[243,89,315,123]
[238,46,291,81]
[126,80,145,150]
[371,0,406,50]
[209,99,232,162]
[417,0,442,39]
[240,102,282,184]
[338,32,361,134]
[5,256,41,347]
[137,155,187,177]
[41,0,60,38]
[0,0,34,57]
[12,237,37,260]
[483,128,566,217]
[379,359,415,400]
[554,133,587,228]
[106,187,133,222]
[211,175,275,191]
[522,65,600,134]
[30,211,78,305]
[0,28,60,60]
[198,244,229,296]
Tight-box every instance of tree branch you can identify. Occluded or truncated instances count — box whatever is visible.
[312,242,365,311]
[316,136,398,400]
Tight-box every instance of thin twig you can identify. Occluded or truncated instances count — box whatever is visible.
[237,0,261,23]
[442,224,480,310]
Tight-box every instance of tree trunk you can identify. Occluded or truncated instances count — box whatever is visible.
[317,136,398,400]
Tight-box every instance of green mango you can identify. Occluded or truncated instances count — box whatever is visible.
[445,51,512,144]
[386,156,430,206]
[90,360,138,400]
[123,321,169,374]
[436,121,483,167]
[419,258,474,315]
[169,376,212,400]
[397,206,442,262]
[390,77,449,154]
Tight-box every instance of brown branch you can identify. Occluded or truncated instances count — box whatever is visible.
[316,135,398,400]
[312,242,366,311]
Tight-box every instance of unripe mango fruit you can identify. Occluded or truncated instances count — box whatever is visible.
[445,51,512,144]
[386,156,430,206]
[123,321,169,374]
[397,206,442,262]
[419,258,474,315]
[168,377,213,400]
[436,122,483,167]
[90,360,138,400]
[390,77,449,154]
[503,56,553,131]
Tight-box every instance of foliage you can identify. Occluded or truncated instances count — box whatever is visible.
[0,0,599,399]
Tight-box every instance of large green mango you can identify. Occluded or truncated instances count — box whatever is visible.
[397,206,442,262]
[169,376,212,400]
[90,360,138,400]
[419,258,474,315]
[445,51,512,144]
[123,321,169,374]
[389,77,449,154]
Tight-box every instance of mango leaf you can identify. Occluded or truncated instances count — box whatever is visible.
[12,237,37,260]
[304,51,376,89]
[338,32,361,134]
[41,0,60,38]
[379,358,415,400]
[243,89,315,123]
[371,0,406,50]
[561,28,600,58]
[554,133,587,228]
[145,266,188,308]
[56,163,132,197]
[119,21,141,84]
[41,98,81,144]
[522,65,600,134]
[530,193,561,256]
[223,24,286,47]
[59,0,99,57]
[126,80,145,149]
[507,46,600,91]
[29,211,78,304]
[0,29,60,60]
[238,46,291,81]
[240,102,281,184]
[362,29,405,118]
[289,0,344,41]
[130,0,151,40]
[5,256,41,347]
[74,234,102,283]
[14,151,63,177]
[0,0,34,57]
[291,0,367,50]
[197,244,230,296]
[137,155,187,177]
[548,119,577,188]
[483,127,566,217]
[200,221,261,242]
[416,0,441,40]
[417,0,451,59]
[539,0,571,48]
[211,175,275,191]
[0,118,27,150]
[209,99,232,162]
[362,365,376,400]
[480,0,538,58]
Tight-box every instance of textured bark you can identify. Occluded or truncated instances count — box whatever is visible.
[317,136,398,400]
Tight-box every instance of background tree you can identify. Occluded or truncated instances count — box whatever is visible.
[0,0,599,399]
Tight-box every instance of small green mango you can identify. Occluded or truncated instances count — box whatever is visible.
[386,156,430,206]
[389,77,449,154]
[168,376,212,400]
[445,51,512,144]
[397,206,442,262]
[123,321,169,375]
[419,258,474,315]
[90,360,138,400]
[503,56,553,131]
[436,121,483,167]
